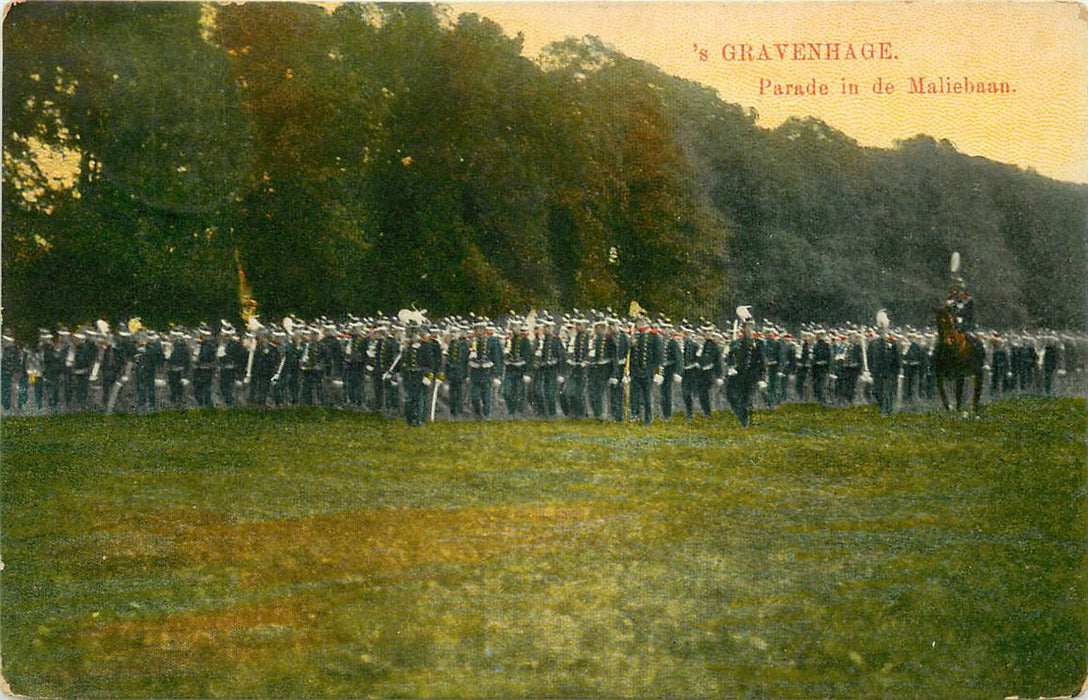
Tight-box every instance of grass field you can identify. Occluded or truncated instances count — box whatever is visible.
[2,399,1085,698]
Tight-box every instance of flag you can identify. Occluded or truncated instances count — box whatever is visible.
[235,249,259,321]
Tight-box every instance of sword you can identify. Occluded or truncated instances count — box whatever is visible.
[430,376,442,421]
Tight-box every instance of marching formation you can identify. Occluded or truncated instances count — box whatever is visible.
[2,306,1084,425]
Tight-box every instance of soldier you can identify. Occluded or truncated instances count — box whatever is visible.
[781,332,798,405]
[1042,333,1062,396]
[132,330,163,411]
[795,331,814,401]
[659,323,684,420]
[503,321,533,417]
[811,329,832,405]
[901,332,926,403]
[2,332,22,413]
[627,317,663,425]
[587,319,612,419]
[696,324,723,418]
[250,328,281,407]
[469,321,503,419]
[275,327,303,406]
[838,331,864,406]
[192,327,217,408]
[607,318,629,422]
[535,319,565,419]
[343,323,368,407]
[989,332,1011,399]
[299,327,327,406]
[680,324,701,419]
[163,329,191,409]
[444,324,470,418]
[399,323,435,426]
[564,317,591,418]
[870,330,900,415]
[762,328,784,409]
[321,322,345,406]
[218,322,248,407]
[726,315,765,428]
[42,330,66,411]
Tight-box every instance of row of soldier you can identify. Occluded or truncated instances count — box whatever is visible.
[1,314,1083,425]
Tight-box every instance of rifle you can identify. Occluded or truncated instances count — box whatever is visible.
[106,360,133,414]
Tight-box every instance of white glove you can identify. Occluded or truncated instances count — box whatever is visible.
[715,377,724,387]
[622,375,630,385]
[181,378,190,387]
[270,374,280,384]
[673,374,682,384]
[653,373,664,385]
[1058,369,1067,376]
[234,379,243,388]
[522,374,532,385]
[727,367,738,377]
[423,376,433,387]
[609,378,619,386]
[757,380,767,390]
[121,375,130,384]
[366,365,375,372]
[492,377,502,388]
[557,375,566,384]
[829,374,838,381]
[382,373,391,382]
[332,379,344,388]
[154,378,167,388]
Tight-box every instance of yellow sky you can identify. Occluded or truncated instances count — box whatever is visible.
[452,2,1088,184]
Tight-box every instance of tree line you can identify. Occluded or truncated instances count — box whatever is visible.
[4,2,1085,340]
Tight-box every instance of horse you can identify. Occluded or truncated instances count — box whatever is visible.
[934,307,985,415]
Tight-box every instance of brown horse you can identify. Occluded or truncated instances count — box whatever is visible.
[934,307,985,414]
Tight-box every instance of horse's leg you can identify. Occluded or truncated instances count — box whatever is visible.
[937,375,950,411]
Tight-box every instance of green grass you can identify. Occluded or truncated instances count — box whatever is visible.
[2,399,1085,698]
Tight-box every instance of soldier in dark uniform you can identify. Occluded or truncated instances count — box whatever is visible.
[680,325,701,419]
[250,328,281,407]
[587,320,612,419]
[444,325,470,418]
[726,319,765,427]
[837,331,863,405]
[659,324,684,420]
[321,322,345,407]
[565,318,591,418]
[2,332,23,412]
[469,321,504,419]
[69,330,97,411]
[132,331,163,411]
[399,323,435,426]
[607,319,629,422]
[164,329,191,409]
[1042,333,1061,396]
[299,327,327,406]
[276,329,303,406]
[762,329,784,409]
[901,333,926,403]
[795,331,814,401]
[870,331,900,415]
[989,332,1011,399]
[811,330,832,405]
[781,333,798,405]
[343,323,368,407]
[696,325,723,418]
[627,317,663,425]
[536,319,565,419]
[42,330,66,412]
[218,323,248,407]
[193,327,217,408]
[503,322,533,417]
